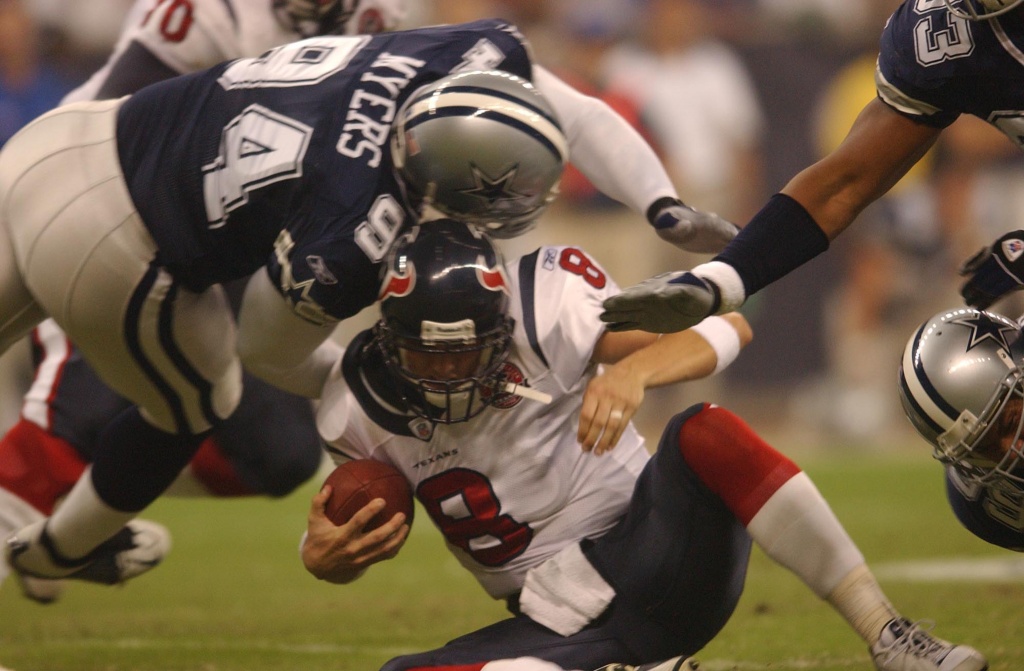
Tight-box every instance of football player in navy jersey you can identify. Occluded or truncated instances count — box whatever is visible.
[0,19,734,592]
[900,307,1024,553]
[600,0,1024,334]
[301,221,985,671]
[0,0,409,603]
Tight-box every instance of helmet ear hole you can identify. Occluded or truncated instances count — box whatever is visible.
[390,70,568,238]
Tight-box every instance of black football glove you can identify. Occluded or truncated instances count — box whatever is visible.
[600,271,721,333]
[647,197,739,254]
[959,230,1024,309]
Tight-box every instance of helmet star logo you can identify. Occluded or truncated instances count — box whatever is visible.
[459,164,529,204]
[950,314,1018,354]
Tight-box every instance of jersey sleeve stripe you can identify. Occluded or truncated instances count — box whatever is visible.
[517,249,549,368]
[874,67,942,117]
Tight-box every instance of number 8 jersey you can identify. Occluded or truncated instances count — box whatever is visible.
[315,246,651,600]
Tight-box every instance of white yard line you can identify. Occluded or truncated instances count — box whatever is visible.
[873,555,1024,582]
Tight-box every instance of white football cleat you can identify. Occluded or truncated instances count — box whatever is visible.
[0,486,64,603]
[870,618,988,671]
[5,518,171,588]
[593,656,699,671]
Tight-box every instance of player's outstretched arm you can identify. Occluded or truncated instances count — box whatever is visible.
[601,98,941,333]
[532,66,737,254]
[301,485,409,584]
[578,312,751,454]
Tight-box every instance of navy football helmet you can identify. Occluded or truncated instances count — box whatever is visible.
[899,308,1024,491]
[374,220,515,423]
[390,70,568,239]
[944,0,1024,20]
[273,0,406,37]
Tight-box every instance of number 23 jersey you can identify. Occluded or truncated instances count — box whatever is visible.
[876,2,1024,148]
[316,246,651,599]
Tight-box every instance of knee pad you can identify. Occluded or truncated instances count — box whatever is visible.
[676,404,800,525]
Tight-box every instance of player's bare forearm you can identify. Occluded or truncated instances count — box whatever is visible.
[580,313,751,453]
[595,312,751,388]
[783,98,941,240]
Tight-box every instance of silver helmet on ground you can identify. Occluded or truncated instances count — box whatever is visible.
[390,70,568,239]
[898,308,1024,491]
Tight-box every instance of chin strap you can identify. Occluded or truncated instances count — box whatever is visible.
[500,381,552,405]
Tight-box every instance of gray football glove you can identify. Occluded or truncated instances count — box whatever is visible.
[648,197,739,254]
[600,271,720,333]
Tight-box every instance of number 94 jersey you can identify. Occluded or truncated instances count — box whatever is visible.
[316,246,651,599]
[114,19,533,320]
[876,2,1024,149]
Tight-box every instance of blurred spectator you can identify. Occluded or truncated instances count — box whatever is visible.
[549,9,654,210]
[0,0,73,146]
[802,0,946,443]
[604,0,767,225]
[24,0,133,60]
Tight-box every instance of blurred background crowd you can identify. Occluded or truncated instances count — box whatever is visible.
[2,0,1022,450]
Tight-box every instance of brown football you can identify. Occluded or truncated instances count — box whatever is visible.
[322,459,414,531]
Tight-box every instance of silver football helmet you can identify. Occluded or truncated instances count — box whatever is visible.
[898,308,1024,491]
[944,0,1024,20]
[390,70,568,239]
[273,0,406,37]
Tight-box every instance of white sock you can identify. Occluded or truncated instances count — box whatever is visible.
[747,472,865,598]
[45,467,135,559]
[826,564,898,645]
[746,473,898,645]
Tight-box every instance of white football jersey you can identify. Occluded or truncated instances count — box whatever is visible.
[317,246,651,599]
[64,0,302,104]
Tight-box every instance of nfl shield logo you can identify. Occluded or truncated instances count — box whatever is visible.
[409,417,433,441]
[1002,239,1024,262]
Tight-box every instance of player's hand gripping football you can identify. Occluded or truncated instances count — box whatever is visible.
[578,360,646,455]
[301,486,409,584]
[959,230,1024,309]
[648,197,739,254]
[601,271,720,333]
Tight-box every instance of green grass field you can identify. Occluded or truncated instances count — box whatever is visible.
[2,450,1022,671]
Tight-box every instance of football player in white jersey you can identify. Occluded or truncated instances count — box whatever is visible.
[0,0,408,603]
[600,0,1024,334]
[0,18,738,602]
[301,220,986,671]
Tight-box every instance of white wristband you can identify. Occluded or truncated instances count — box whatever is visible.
[690,315,742,375]
[691,261,746,313]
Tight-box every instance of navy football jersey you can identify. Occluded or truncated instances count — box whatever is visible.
[945,467,1024,551]
[877,1,1024,147]
[115,19,534,322]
